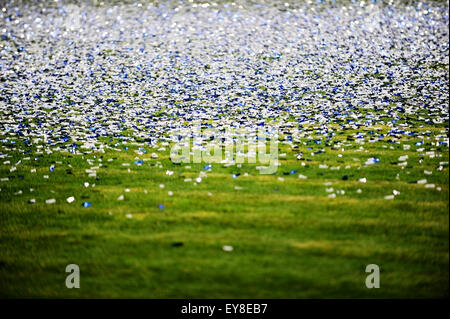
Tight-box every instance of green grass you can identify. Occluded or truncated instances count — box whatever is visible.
[0,125,448,298]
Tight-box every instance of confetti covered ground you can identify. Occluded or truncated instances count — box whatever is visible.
[0,0,449,298]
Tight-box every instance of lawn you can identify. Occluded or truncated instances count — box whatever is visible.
[0,0,448,298]
[0,124,448,298]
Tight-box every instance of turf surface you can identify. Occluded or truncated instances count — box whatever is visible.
[0,125,448,298]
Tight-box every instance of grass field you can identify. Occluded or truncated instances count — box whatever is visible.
[0,123,448,298]
[0,0,449,298]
